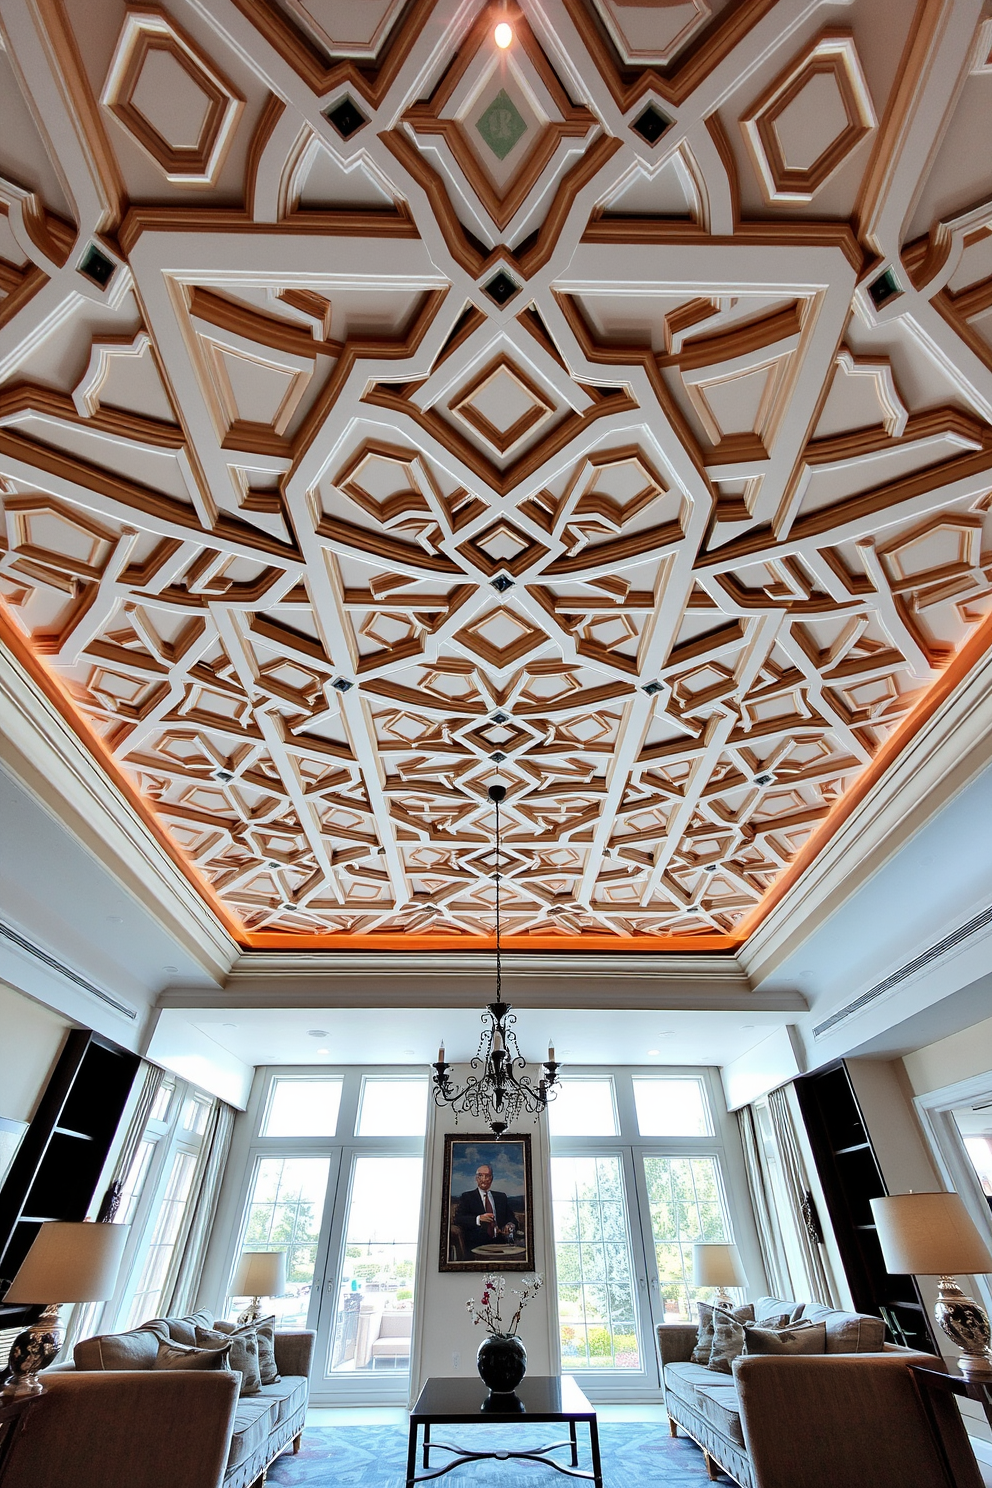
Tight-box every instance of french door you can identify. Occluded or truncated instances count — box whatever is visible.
[217,1070,428,1407]
[549,1070,744,1398]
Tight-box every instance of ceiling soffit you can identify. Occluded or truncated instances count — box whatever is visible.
[1,0,992,954]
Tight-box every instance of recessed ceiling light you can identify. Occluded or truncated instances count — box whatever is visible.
[309,1029,329,1038]
[106,915,122,924]
[741,1024,755,1030]
[223,1022,238,1028]
[163,965,178,974]
[494,21,513,48]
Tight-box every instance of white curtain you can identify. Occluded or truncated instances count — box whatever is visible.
[737,1104,791,1297]
[768,1087,841,1307]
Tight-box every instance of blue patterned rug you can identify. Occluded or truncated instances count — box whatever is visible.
[267,1424,718,1486]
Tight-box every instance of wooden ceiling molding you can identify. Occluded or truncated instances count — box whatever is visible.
[1,0,991,952]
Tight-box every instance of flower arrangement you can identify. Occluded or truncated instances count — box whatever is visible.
[466,1272,543,1338]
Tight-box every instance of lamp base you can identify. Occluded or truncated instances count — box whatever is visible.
[1,1305,62,1400]
[935,1276,992,1375]
[237,1297,264,1326]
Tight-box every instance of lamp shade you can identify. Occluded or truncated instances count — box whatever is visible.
[233,1250,287,1298]
[871,1192,992,1277]
[692,1242,745,1288]
[4,1222,129,1304]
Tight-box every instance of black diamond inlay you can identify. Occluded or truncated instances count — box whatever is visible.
[702,863,719,874]
[867,268,901,309]
[489,752,507,763]
[78,244,116,288]
[325,96,367,139]
[491,711,510,724]
[642,681,663,695]
[332,677,354,691]
[753,771,777,786]
[484,270,518,306]
[490,574,515,593]
[212,768,234,783]
[632,104,672,147]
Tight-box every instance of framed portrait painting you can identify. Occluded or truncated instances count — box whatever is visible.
[439,1133,534,1272]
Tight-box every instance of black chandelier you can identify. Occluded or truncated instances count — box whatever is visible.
[432,783,560,1139]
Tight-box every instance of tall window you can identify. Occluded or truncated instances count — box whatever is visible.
[549,1069,742,1393]
[212,1068,428,1406]
[103,1078,217,1332]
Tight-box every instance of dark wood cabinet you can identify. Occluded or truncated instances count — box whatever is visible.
[795,1060,938,1354]
[0,1028,139,1328]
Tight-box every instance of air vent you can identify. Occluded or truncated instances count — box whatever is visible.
[632,104,672,146]
[0,920,137,1021]
[325,96,366,139]
[812,903,992,1038]
[484,270,518,307]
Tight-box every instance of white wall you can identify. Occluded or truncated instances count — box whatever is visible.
[409,1071,558,1399]
[903,1012,992,1096]
[0,979,71,1122]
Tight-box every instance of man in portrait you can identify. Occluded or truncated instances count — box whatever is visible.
[453,1162,512,1254]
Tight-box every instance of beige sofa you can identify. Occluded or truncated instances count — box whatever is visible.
[658,1295,981,1488]
[64,1311,314,1488]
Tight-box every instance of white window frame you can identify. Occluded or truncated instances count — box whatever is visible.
[915,1073,992,1317]
[201,1065,428,1407]
[550,1065,762,1400]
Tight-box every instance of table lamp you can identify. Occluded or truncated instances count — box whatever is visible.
[693,1242,745,1306]
[871,1191,992,1374]
[232,1250,287,1324]
[2,1221,130,1398]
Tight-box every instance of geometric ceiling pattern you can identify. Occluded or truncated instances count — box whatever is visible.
[1,0,991,950]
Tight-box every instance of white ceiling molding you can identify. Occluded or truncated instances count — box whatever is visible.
[742,641,992,987]
[0,640,237,983]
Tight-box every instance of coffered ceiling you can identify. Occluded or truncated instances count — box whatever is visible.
[1,0,991,952]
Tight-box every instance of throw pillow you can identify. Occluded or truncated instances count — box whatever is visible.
[707,1304,755,1374]
[255,1316,280,1385]
[692,1302,716,1365]
[742,1320,826,1356]
[152,1339,232,1371]
[215,1314,280,1385]
[197,1322,261,1395]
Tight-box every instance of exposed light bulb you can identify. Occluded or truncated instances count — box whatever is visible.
[494,20,513,48]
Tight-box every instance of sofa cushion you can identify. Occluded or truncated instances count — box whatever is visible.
[753,1296,805,1325]
[142,1312,213,1346]
[197,1322,261,1395]
[152,1339,232,1372]
[692,1380,746,1448]
[664,1361,719,1404]
[257,1375,307,1426]
[74,1327,158,1372]
[742,1320,826,1355]
[227,1397,277,1470]
[801,1302,885,1353]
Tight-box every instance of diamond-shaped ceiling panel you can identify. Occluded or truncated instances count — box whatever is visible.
[1,0,991,950]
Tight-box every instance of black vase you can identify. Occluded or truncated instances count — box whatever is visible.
[477,1333,527,1393]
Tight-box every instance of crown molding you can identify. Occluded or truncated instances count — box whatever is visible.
[741,640,992,988]
[157,949,808,1012]
[0,636,237,983]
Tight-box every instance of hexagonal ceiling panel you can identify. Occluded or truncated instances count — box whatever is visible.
[1,0,992,951]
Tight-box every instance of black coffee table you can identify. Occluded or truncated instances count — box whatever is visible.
[406,1376,602,1488]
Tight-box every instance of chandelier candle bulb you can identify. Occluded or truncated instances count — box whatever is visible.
[548,1044,555,1063]
[438,1044,445,1065]
[494,21,513,48]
